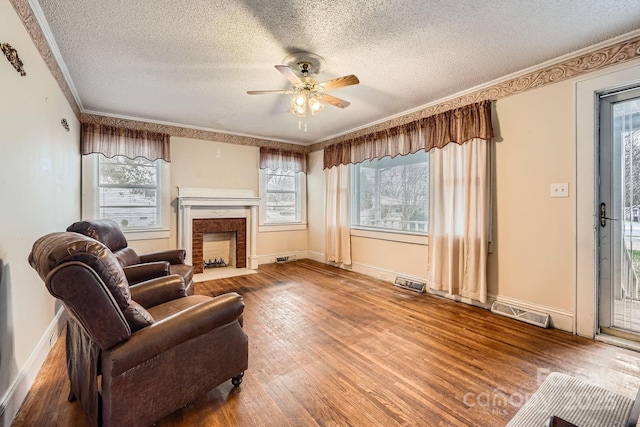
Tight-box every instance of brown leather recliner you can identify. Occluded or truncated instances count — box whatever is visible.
[67,219,195,295]
[29,232,248,427]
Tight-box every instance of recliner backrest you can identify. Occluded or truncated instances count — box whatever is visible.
[29,232,154,350]
[67,219,142,266]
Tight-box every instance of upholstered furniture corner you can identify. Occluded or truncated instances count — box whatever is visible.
[507,372,640,427]
[67,219,195,295]
[29,232,248,427]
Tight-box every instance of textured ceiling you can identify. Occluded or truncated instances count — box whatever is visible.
[35,0,640,145]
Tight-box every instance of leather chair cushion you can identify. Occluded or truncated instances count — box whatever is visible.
[123,301,155,332]
[29,232,131,310]
[114,247,142,267]
[67,219,129,253]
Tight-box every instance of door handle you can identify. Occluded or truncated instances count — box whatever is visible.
[600,202,619,227]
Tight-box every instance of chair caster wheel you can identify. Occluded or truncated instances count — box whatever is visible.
[231,372,244,387]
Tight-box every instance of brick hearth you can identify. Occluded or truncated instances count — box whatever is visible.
[192,218,246,274]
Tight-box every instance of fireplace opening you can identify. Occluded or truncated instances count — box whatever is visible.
[192,218,246,274]
[202,232,236,269]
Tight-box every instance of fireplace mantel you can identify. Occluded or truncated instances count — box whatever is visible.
[177,187,260,269]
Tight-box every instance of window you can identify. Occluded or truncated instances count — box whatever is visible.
[259,168,306,229]
[351,151,429,234]
[98,156,161,229]
[82,154,170,239]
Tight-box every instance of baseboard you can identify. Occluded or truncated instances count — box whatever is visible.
[494,295,574,333]
[306,251,325,263]
[0,307,65,427]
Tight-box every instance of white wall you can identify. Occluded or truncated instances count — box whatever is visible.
[0,0,81,423]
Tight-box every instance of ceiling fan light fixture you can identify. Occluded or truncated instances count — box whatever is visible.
[308,97,324,115]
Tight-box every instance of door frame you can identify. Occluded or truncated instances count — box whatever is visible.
[576,62,640,338]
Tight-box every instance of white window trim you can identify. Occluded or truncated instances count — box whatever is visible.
[350,227,428,245]
[81,154,171,240]
[258,168,307,232]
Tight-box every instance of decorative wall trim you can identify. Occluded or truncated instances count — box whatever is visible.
[9,0,80,117]
[309,33,640,152]
[80,113,308,153]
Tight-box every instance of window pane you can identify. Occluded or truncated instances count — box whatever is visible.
[100,207,159,229]
[99,156,157,186]
[266,192,295,207]
[352,151,429,233]
[97,156,160,229]
[263,168,300,224]
[266,172,296,191]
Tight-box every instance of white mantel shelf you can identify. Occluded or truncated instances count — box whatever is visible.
[177,187,260,269]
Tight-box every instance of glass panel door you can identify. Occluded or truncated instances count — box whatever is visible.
[599,88,640,334]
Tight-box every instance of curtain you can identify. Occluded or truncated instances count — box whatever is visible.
[324,100,493,169]
[260,147,306,173]
[427,138,489,303]
[325,164,351,265]
[81,123,171,162]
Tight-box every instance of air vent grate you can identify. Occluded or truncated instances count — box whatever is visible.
[490,301,550,328]
[394,276,426,293]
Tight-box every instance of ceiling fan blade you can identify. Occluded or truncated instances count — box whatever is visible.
[247,90,291,95]
[275,65,302,85]
[321,74,360,91]
[320,93,351,109]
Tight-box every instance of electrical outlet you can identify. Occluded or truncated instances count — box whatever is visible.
[550,183,569,198]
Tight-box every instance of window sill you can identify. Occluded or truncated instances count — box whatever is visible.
[259,223,307,233]
[123,228,171,241]
[350,228,428,245]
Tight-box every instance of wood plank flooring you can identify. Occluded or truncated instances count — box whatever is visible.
[12,259,640,426]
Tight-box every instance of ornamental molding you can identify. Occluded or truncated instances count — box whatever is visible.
[11,0,640,154]
[79,113,308,153]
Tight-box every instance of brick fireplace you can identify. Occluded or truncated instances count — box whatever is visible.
[177,187,260,271]
[192,218,246,274]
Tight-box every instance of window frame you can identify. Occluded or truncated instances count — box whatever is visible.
[259,167,307,232]
[81,154,171,240]
[350,151,429,243]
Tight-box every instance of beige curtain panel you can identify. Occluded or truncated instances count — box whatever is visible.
[259,147,306,173]
[81,123,171,162]
[323,100,493,168]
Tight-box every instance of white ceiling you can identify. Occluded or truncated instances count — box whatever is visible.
[35,0,640,145]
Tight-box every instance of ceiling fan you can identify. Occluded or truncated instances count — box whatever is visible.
[247,53,359,117]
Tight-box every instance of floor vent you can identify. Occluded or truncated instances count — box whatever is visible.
[394,276,426,293]
[490,301,550,328]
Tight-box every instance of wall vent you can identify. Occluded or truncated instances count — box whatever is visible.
[276,254,296,263]
[394,276,426,293]
[490,301,550,328]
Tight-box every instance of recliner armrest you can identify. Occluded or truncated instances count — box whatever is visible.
[130,274,187,308]
[123,262,170,284]
[105,292,245,376]
[139,249,186,265]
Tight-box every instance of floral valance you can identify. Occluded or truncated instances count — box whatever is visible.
[323,100,493,169]
[81,123,171,162]
[259,147,306,173]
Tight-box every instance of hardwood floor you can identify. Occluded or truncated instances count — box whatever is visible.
[12,259,640,426]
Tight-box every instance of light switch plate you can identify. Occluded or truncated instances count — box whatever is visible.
[550,183,569,198]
